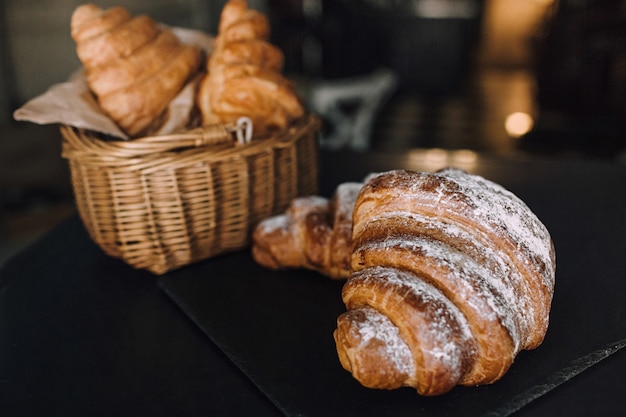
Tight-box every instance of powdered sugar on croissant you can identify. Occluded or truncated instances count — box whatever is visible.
[334,169,556,395]
[252,182,362,279]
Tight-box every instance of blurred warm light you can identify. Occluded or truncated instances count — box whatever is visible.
[481,0,555,67]
[424,148,448,164]
[451,149,478,166]
[505,112,534,138]
[408,149,478,172]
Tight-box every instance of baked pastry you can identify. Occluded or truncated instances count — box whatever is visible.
[252,182,362,279]
[71,4,202,137]
[197,0,304,133]
[334,169,556,395]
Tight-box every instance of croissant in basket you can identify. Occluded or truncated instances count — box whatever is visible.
[70,4,202,137]
[197,0,305,134]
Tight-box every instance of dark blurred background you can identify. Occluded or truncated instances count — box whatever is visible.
[1,0,625,262]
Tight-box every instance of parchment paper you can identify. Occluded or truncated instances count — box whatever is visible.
[13,27,214,140]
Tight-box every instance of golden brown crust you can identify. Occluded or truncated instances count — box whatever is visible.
[85,31,182,95]
[209,39,284,73]
[334,169,556,395]
[338,267,477,395]
[97,44,201,137]
[200,64,304,132]
[217,0,268,41]
[71,5,131,43]
[252,196,329,271]
[334,307,416,390]
[70,4,202,137]
[197,0,304,133]
[252,182,362,279]
[351,228,516,385]
[352,169,555,349]
[75,15,160,69]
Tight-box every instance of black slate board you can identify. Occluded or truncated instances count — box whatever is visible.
[159,152,626,417]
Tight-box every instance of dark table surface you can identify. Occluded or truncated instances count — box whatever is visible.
[2,149,626,417]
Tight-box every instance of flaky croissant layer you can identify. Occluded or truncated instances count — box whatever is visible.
[197,0,305,133]
[252,182,362,279]
[70,4,201,137]
[334,169,556,395]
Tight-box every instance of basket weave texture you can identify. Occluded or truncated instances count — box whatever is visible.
[61,113,320,275]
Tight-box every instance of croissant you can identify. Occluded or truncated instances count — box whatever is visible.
[252,182,362,279]
[334,169,556,395]
[197,0,304,133]
[71,4,202,137]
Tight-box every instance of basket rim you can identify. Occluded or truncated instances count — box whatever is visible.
[60,113,321,172]
[62,113,319,152]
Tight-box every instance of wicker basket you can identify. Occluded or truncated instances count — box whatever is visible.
[61,113,320,275]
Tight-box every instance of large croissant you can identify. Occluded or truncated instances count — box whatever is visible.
[252,182,362,279]
[334,169,556,395]
[71,4,202,137]
[197,0,304,133]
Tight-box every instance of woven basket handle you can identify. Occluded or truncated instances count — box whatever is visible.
[134,117,254,153]
[183,116,253,148]
[62,117,254,160]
